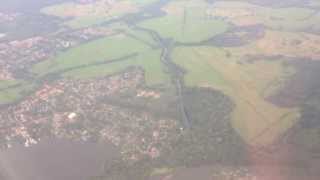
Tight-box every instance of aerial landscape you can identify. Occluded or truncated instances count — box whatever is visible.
[0,0,320,179]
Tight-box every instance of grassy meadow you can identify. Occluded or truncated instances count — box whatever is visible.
[139,0,230,43]
[63,49,169,85]
[32,33,151,75]
[172,46,299,145]
[0,80,35,104]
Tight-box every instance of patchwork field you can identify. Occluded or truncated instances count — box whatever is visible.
[3,0,320,179]
[208,1,320,31]
[21,0,320,146]
[172,46,299,145]
[3,1,320,179]
[229,30,320,60]
[4,0,320,148]
[41,0,157,29]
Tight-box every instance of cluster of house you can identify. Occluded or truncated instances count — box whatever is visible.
[100,113,178,161]
[0,14,179,161]
[0,36,58,79]
[0,67,175,161]
[34,83,65,102]
[0,67,181,163]
[136,89,161,99]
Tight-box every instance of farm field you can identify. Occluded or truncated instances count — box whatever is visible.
[63,49,169,85]
[10,0,319,146]
[173,46,299,145]
[228,30,320,60]
[32,32,152,75]
[4,0,319,146]
[41,0,158,29]
[2,0,320,179]
[139,0,230,43]
[208,1,320,31]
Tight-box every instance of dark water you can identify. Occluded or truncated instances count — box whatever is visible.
[0,138,118,180]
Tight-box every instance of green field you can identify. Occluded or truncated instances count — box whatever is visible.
[65,16,112,29]
[32,33,151,75]
[0,80,34,104]
[31,25,169,85]
[64,49,169,85]
[124,27,157,47]
[0,80,20,89]
[172,47,226,86]
[172,46,299,145]
[139,1,230,43]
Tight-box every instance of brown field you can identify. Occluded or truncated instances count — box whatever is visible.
[41,0,141,28]
[42,0,137,18]
[207,1,318,30]
[256,31,320,60]
[229,30,320,61]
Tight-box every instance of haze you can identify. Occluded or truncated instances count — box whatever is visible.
[0,0,320,180]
